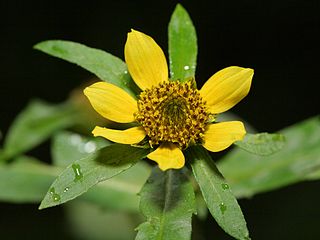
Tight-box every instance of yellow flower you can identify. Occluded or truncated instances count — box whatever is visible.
[84,29,254,171]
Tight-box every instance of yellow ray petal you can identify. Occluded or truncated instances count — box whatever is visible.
[84,82,137,123]
[147,143,185,171]
[200,66,254,114]
[92,126,146,144]
[125,29,168,90]
[202,121,246,152]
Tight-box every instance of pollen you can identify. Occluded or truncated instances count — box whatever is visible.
[135,81,209,148]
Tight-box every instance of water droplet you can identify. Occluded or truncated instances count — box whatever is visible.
[53,194,60,201]
[70,134,81,145]
[63,187,69,193]
[221,183,229,190]
[219,202,227,214]
[124,70,128,74]
[49,187,61,202]
[184,65,190,70]
[72,163,83,181]
[84,141,96,153]
[49,187,55,195]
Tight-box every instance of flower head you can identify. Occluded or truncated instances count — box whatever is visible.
[84,29,254,171]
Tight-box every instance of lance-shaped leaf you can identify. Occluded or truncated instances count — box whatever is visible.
[218,116,320,198]
[235,133,286,155]
[168,4,197,82]
[39,144,150,209]
[135,167,196,240]
[34,40,140,96]
[186,146,250,240]
[2,100,77,161]
[0,155,150,212]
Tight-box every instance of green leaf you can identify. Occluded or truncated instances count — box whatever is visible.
[186,146,250,240]
[218,116,320,198]
[39,144,150,209]
[52,131,111,167]
[0,156,59,202]
[51,131,151,211]
[135,167,196,240]
[0,155,150,212]
[34,40,140,96]
[235,133,286,155]
[168,4,197,82]
[3,100,77,161]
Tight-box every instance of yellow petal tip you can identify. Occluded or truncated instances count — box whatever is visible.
[91,126,146,144]
[203,121,246,152]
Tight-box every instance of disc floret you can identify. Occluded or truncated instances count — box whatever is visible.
[135,81,209,148]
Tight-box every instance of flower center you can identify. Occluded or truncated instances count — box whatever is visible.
[135,81,209,148]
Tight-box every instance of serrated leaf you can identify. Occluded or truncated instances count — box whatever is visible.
[218,116,320,198]
[168,4,197,82]
[135,167,195,240]
[186,146,250,240]
[235,133,286,155]
[52,131,111,167]
[34,40,140,96]
[3,100,77,161]
[39,144,150,210]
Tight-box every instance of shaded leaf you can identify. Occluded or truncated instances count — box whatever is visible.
[39,144,150,209]
[218,116,320,198]
[34,40,140,96]
[235,133,286,155]
[3,100,77,161]
[168,4,197,82]
[186,146,250,240]
[136,167,195,240]
[52,131,111,167]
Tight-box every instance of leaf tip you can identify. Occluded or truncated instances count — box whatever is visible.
[33,41,47,51]
[38,201,46,210]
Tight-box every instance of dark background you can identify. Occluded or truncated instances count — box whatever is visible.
[1,0,320,239]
